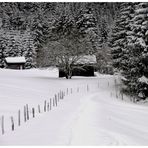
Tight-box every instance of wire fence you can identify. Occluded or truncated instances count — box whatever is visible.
[0,76,136,136]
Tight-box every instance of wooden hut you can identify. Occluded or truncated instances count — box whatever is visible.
[5,57,26,69]
[59,55,97,77]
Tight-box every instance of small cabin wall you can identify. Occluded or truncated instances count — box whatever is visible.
[59,65,95,77]
[6,63,25,70]
[72,65,94,76]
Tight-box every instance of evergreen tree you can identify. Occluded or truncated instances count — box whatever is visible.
[0,29,37,68]
[117,3,137,94]
[110,3,136,92]
[76,7,98,54]
[0,29,6,68]
[110,3,134,69]
[90,3,120,74]
[111,2,148,99]
[129,3,148,98]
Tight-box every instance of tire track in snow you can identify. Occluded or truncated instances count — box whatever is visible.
[65,93,128,145]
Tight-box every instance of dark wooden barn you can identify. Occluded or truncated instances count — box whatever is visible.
[5,57,26,69]
[59,55,97,77]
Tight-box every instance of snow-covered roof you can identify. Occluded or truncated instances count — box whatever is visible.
[75,55,97,64]
[5,57,26,64]
[58,55,97,65]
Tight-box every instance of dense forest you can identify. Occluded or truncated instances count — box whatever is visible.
[0,2,120,68]
[0,2,148,99]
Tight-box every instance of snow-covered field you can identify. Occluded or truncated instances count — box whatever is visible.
[0,68,148,145]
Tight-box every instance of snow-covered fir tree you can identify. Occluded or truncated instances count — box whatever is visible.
[111,2,148,99]
[130,3,148,98]
[0,29,6,68]
[0,29,37,68]
[76,7,98,54]
[110,3,134,69]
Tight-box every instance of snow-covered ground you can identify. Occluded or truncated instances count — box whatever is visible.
[0,68,148,145]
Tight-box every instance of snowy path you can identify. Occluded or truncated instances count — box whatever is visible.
[67,92,148,145]
[1,69,148,145]
[2,86,148,146]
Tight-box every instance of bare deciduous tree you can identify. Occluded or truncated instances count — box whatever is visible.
[45,36,93,79]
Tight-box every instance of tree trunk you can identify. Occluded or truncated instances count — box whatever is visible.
[65,69,72,79]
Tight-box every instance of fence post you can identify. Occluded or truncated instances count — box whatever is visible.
[26,104,29,120]
[71,88,72,94]
[77,87,79,93]
[50,98,52,110]
[133,96,136,103]
[87,85,89,92]
[55,94,57,106]
[38,105,41,113]
[47,102,49,111]
[116,92,118,99]
[53,98,55,107]
[121,92,124,100]
[59,91,61,99]
[1,116,4,135]
[18,110,21,126]
[60,91,63,99]
[62,91,64,99]
[44,100,47,112]
[24,106,26,122]
[115,78,117,85]
[10,116,14,131]
[130,95,133,102]
[67,88,68,95]
[110,92,112,97]
[32,108,35,118]
[58,92,60,102]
